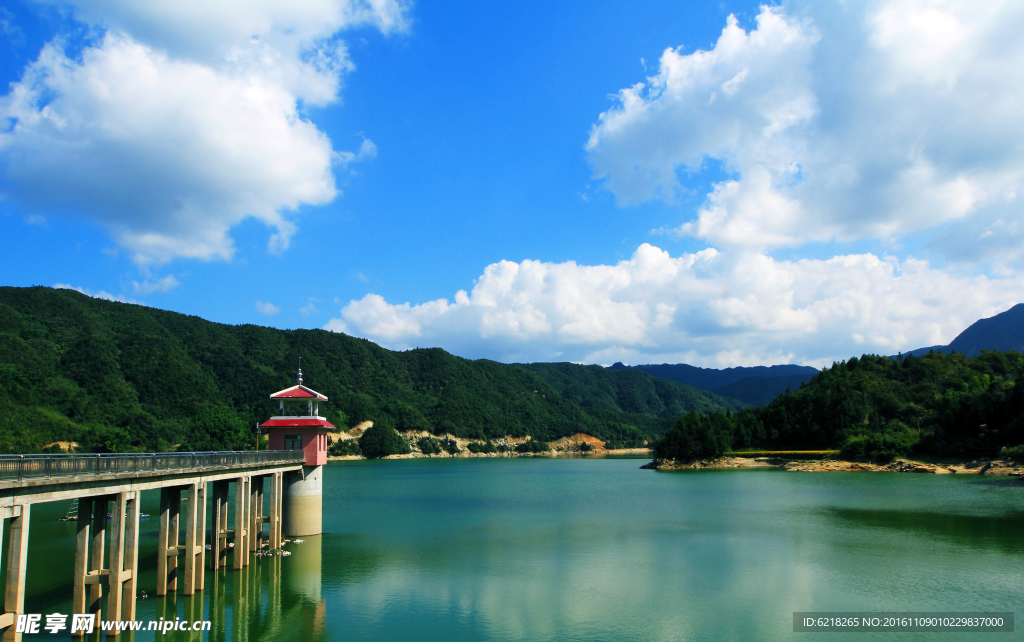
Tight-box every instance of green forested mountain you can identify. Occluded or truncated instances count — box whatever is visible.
[514,362,744,417]
[0,286,728,453]
[657,350,1024,461]
[606,361,819,406]
[709,374,813,407]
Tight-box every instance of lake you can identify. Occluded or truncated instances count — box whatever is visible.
[9,457,1024,640]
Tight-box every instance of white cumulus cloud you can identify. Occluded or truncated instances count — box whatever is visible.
[1,0,405,265]
[131,275,180,294]
[326,244,1024,367]
[256,300,281,315]
[586,1,1024,267]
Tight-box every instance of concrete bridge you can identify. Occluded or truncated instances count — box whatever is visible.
[0,450,315,638]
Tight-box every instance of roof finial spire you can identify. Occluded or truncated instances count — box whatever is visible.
[297,356,303,385]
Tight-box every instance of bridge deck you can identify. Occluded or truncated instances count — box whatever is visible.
[0,452,305,505]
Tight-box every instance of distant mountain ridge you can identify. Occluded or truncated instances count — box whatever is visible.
[514,362,746,418]
[897,303,1024,358]
[606,362,819,406]
[0,286,740,453]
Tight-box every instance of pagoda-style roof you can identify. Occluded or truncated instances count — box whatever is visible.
[260,417,335,429]
[269,385,328,401]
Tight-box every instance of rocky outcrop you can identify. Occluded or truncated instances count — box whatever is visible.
[643,456,1024,475]
[550,433,606,452]
[641,457,783,470]
[347,421,373,438]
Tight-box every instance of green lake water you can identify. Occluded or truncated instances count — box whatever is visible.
[6,457,1024,641]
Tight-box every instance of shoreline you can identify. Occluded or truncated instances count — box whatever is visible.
[328,447,653,462]
[641,455,1024,476]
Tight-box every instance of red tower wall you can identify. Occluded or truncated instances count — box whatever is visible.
[266,426,327,466]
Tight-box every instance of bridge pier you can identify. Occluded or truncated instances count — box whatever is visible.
[233,476,249,569]
[269,472,283,549]
[0,504,29,641]
[211,480,229,570]
[105,492,140,632]
[71,494,138,637]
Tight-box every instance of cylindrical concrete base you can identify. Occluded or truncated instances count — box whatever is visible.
[283,465,322,536]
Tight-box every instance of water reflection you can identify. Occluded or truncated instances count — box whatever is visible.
[8,462,1024,642]
[826,507,1024,553]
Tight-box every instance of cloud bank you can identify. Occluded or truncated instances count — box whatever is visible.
[326,244,1024,367]
[1,0,406,265]
[586,1,1024,268]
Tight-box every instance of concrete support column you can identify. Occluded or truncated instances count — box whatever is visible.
[72,496,110,635]
[157,487,181,596]
[249,476,262,553]
[121,492,140,622]
[105,491,139,634]
[233,476,250,570]
[210,480,230,571]
[283,466,323,537]
[268,472,283,549]
[88,497,107,617]
[183,482,206,595]
[0,505,29,641]
[72,498,93,634]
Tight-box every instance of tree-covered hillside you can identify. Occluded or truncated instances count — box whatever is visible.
[657,350,1024,461]
[514,362,744,417]
[0,286,724,453]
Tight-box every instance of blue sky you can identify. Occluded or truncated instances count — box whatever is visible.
[2,0,1023,367]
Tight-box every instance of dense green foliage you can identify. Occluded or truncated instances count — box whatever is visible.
[656,351,1024,461]
[417,436,442,455]
[0,286,723,453]
[440,437,461,454]
[656,412,733,460]
[328,439,362,456]
[358,424,411,458]
[467,440,497,453]
[515,439,550,453]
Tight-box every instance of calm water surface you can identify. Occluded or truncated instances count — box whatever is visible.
[8,458,1024,641]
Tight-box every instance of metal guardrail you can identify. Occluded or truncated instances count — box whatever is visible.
[0,451,305,482]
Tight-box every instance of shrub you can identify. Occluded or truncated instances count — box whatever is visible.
[839,424,919,462]
[1000,444,1024,458]
[514,440,549,453]
[441,438,461,454]
[467,440,497,453]
[417,436,442,455]
[359,424,411,459]
[329,439,362,457]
